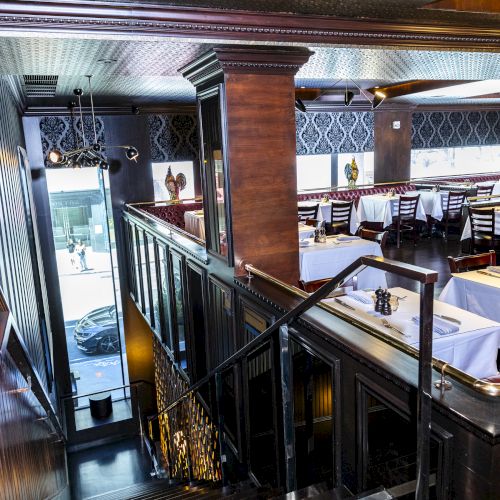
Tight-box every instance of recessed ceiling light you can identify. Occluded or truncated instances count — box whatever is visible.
[300,86,306,89]
[97,58,117,64]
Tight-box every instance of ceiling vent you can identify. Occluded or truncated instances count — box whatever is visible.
[22,75,58,97]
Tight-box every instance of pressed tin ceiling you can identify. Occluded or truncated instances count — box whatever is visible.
[0,35,498,106]
[77,0,500,28]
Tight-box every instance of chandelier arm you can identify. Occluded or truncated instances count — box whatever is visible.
[77,93,87,147]
[312,78,343,102]
[87,75,98,145]
[349,79,373,104]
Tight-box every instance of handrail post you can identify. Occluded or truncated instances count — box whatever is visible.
[278,323,296,493]
[215,372,230,492]
[416,281,434,500]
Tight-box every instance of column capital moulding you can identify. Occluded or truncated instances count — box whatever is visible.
[180,46,314,87]
[0,1,498,50]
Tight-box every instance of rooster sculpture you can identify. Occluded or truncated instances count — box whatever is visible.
[165,165,187,201]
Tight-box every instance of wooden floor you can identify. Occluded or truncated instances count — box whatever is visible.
[68,437,153,499]
[385,235,462,297]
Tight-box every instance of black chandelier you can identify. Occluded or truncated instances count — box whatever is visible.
[48,75,139,170]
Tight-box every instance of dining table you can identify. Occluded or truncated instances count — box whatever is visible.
[298,200,359,234]
[324,286,500,379]
[357,194,427,228]
[439,269,500,323]
[184,210,206,240]
[298,222,315,240]
[405,190,446,221]
[299,236,387,290]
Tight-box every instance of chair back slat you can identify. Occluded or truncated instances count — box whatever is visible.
[447,250,496,273]
[469,207,495,237]
[397,195,419,220]
[330,201,353,223]
[298,204,319,222]
[477,185,494,197]
[445,191,466,213]
[356,226,389,250]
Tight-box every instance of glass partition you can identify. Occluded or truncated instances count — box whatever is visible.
[170,250,187,371]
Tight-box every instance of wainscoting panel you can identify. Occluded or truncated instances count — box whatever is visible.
[0,78,50,390]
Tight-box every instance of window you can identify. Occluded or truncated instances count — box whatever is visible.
[152,161,195,200]
[297,154,331,191]
[411,145,500,179]
[337,152,374,187]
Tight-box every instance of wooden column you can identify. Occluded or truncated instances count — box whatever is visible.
[182,47,312,285]
[374,109,412,184]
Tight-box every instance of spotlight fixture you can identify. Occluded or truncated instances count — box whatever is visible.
[295,98,306,113]
[126,146,139,162]
[344,90,355,106]
[372,90,386,109]
[48,149,63,164]
[131,106,140,115]
[48,75,140,170]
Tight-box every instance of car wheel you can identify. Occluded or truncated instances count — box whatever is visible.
[98,335,119,354]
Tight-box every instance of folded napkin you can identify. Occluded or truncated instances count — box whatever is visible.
[486,266,500,274]
[412,315,460,336]
[336,235,361,241]
[347,290,373,304]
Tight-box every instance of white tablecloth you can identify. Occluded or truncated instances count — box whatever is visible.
[299,237,387,290]
[439,271,500,323]
[357,195,427,228]
[298,201,359,234]
[405,190,446,221]
[461,208,500,240]
[324,286,500,379]
[298,223,315,240]
[184,211,205,240]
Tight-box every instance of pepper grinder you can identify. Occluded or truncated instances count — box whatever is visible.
[375,287,384,313]
[381,290,392,316]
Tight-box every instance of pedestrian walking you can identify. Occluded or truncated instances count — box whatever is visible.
[75,240,89,271]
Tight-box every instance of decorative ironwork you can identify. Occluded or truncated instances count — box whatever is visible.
[153,336,221,482]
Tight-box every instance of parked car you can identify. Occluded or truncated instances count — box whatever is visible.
[73,305,121,354]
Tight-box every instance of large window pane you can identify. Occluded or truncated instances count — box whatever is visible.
[46,168,127,406]
[297,154,331,191]
[152,161,195,201]
[337,152,374,187]
[411,145,500,178]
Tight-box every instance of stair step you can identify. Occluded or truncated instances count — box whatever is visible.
[85,480,205,500]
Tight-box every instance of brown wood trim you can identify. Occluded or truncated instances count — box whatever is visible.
[0,1,499,50]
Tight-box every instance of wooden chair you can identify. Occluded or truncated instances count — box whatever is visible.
[298,204,319,222]
[468,206,500,252]
[447,250,496,273]
[305,218,320,227]
[299,279,352,295]
[442,190,466,240]
[356,226,389,251]
[477,184,494,197]
[327,201,353,235]
[389,195,420,248]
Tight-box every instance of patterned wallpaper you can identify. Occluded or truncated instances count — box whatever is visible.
[412,110,500,149]
[148,114,199,162]
[295,111,374,155]
[39,115,105,167]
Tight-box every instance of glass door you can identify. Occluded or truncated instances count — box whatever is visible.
[45,167,128,407]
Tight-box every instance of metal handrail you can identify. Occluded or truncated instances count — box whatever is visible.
[60,379,154,401]
[148,255,437,421]
[126,204,205,247]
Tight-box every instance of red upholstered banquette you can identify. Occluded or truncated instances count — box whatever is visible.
[138,174,499,230]
[141,202,203,230]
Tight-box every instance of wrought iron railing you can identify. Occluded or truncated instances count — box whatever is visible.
[148,255,443,498]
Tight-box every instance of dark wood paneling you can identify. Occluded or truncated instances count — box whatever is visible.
[374,110,412,184]
[0,79,50,391]
[104,114,156,385]
[0,349,67,500]
[0,2,498,50]
[224,72,300,284]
